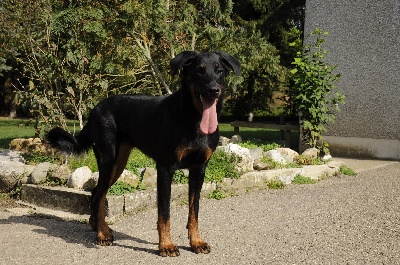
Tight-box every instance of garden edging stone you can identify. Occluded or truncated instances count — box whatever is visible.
[18,160,343,221]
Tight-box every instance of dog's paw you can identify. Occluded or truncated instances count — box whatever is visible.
[159,244,180,257]
[95,231,114,246]
[191,241,211,254]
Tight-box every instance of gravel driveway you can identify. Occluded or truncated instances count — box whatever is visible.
[1,162,399,264]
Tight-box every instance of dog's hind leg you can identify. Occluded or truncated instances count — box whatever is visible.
[156,165,180,257]
[187,165,210,254]
[89,141,119,246]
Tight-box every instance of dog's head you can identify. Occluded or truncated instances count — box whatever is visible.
[170,51,240,134]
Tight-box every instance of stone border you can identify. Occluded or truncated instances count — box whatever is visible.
[18,160,343,221]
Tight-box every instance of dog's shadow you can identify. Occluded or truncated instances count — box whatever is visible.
[0,213,158,255]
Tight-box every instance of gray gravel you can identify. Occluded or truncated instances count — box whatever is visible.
[1,162,399,264]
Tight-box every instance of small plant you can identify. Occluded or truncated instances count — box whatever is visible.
[43,175,67,187]
[266,179,285,189]
[108,181,136,195]
[295,155,324,166]
[292,174,317,184]
[172,170,189,184]
[205,150,241,183]
[339,165,357,176]
[21,151,59,165]
[207,188,228,200]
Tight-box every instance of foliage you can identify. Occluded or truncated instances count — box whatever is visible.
[21,151,59,165]
[207,188,229,200]
[172,170,189,184]
[266,179,285,189]
[205,149,241,183]
[0,0,306,126]
[295,155,324,166]
[290,29,345,154]
[292,174,317,184]
[108,181,136,196]
[339,165,357,176]
[125,149,156,175]
[68,149,98,172]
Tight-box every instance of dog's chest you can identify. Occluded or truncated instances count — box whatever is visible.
[175,144,213,166]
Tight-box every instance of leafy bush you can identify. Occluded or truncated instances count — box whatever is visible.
[290,28,345,154]
[205,150,241,183]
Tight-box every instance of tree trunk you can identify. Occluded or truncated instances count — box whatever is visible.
[246,74,255,122]
[8,90,17,119]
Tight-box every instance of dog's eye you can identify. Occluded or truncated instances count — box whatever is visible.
[196,66,206,75]
[217,68,224,74]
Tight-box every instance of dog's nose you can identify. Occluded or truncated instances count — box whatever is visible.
[207,86,220,96]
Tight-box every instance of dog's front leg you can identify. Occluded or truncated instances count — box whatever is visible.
[156,165,180,257]
[187,165,211,254]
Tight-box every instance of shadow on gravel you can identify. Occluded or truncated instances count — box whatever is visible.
[0,214,157,254]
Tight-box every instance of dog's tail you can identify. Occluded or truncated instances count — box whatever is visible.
[46,124,92,155]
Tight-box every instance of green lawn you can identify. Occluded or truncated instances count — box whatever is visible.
[0,118,297,150]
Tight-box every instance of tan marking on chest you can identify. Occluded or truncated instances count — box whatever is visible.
[176,146,214,162]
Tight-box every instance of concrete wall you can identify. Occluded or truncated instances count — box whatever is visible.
[304,0,400,159]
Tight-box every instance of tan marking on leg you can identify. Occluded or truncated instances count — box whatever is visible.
[157,216,179,257]
[187,194,210,254]
[96,194,113,245]
[204,147,213,161]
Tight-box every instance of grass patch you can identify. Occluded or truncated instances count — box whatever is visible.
[292,174,317,184]
[266,179,285,189]
[339,165,357,176]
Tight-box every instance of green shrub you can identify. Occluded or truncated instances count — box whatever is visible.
[205,150,241,183]
[290,28,345,154]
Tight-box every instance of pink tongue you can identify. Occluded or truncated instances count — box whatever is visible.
[200,98,218,135]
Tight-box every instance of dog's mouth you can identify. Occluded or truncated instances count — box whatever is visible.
[199,96,218,135]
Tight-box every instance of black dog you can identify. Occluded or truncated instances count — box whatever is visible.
[47,51,240,257]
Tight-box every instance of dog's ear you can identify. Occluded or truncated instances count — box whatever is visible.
[170,51,199,75]
[215,51,241,76]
